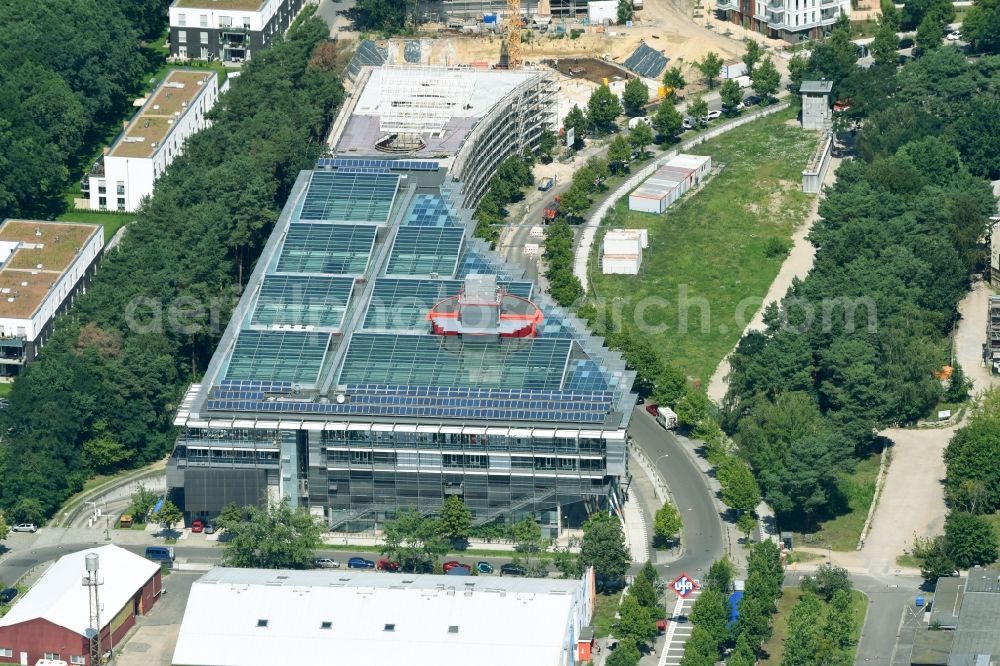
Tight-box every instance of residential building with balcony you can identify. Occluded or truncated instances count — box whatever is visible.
[167,64,633,537]
[0,220,103,378]
[83,70,219,213]
[168,0,308,62]
[715,0,849,42]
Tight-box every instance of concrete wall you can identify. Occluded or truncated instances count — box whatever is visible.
[990,221,999,289]
[801,133,832,194]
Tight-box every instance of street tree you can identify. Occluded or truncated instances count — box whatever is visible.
[781,592,823,666]
[622,77,650,116]
[617,0,634,24]
[682,625,720,666]
[718,457,761,514]
[963,0,1000,53]
[870,16,901,67]
[559,181,592,220]
[787,53,809,93]
[801,563,852,601]
[580,512,631,589]
[675,385,710,426]
[608,134,632,174]
[945,511,1000,569]
[587,84,624,134]
[629,121,654,157]
[9,499,44,527]
[221,500,323,569]
[737,512,756,543]
[916,14,945,52]
[628,569,660,610]
[687,95,709,126]
[563,104,588,148]
[729,633,757,666]
[216,502,246,531]
[538,128,558,162]
[690,587,730,648]
[663,66,687,100]
[705,556,735,592]
[734,594,773,647]
[437,496,472,542]
[615,594,658,647]
[607,637,642,666]
[130,483,158,523]
[652,98,683,142]
[153,499,182,536]
[637,560,664,596]
[511,516,552,575]
[742,39,763,76]
[382,509,449,572]
[720,78,743,114]
[697,52,724,89]
[751,56,780,101]
[823,589,856,653]
[920,537,957,583]
[653,501,683,548]
[945,363,971,402]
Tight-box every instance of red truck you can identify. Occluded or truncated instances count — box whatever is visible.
[542,195,561,222]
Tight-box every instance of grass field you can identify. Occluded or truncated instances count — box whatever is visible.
[0,384,10,398]
[593,591,623,639]
[795,446,883,551]
[760,588,868,664]
[56,196,134,243]
[587,106,819,385]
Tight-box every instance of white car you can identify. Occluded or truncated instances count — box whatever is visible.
[705,109,722,121]
[314,558,340,569]
[12,523,37,533]
[682,116,695,129]
[947,31,961,41]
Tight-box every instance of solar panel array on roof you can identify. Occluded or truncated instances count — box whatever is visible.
[225,331,330,384]
[299,171,399,223]
[457,247,513,282]
[277,224,376,275]
[363,277,533,331]
[345,40,387,81]
[385,226,464,276]
[316,158,439,172]
[338,333,572,391]
[624,43,669,78]
[404,194,457,227]
[252,275,355,329]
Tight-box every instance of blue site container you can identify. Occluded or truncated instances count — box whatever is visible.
[483,14,497,23]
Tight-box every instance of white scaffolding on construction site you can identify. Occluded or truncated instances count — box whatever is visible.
[377,66,471,135]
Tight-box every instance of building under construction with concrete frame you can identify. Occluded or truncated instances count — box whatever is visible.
[167,62,635,537]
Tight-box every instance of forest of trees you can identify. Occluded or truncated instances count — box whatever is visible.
[0,15,345,519]
[721,45,998,529]
[0,0,172,219]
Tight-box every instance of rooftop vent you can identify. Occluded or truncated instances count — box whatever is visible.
[320,621,332,630]
[153,104,160,110]
[35,264,42,269]
[19,282,27,287]
[384,624,396,632]
[257,619,268,628]
[34,227,41,237]
[448,626,459,634]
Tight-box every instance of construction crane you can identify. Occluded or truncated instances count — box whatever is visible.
[503,0,523,69]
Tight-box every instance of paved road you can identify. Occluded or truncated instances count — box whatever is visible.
[628,407,724,579]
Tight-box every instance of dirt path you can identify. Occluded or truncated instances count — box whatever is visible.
[706,156,840,403]
[851,281,999,571]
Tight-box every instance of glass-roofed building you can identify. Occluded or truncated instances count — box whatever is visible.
[168,63,636,535]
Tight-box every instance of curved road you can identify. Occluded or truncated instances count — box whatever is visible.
[629,406,724,578]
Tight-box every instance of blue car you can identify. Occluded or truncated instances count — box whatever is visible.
[348,557,375,569]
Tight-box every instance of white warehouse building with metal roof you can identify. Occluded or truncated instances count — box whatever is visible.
[172,567,597,666]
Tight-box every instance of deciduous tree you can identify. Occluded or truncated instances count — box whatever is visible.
[652,98,683,141]
[742,40,763,76]
[438,496,472,541]
[629,121,654,157]
[751,56,780,100]
[721,78,744,113]
[653,502,683,547]
[623,77,650,116]
[382,509,449,573]
[587,84,624,134]
[945,511,1000,568]
[697,52,724,89]
[580,512,631,589]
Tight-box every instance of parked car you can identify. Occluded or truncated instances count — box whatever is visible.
[377,559,400,572]
[442,560,464,572]
[644,403,658,417]
[0,588,17,604]
[204,523,215,535]
[191,519,204,533]
[705,109,721,121]
[743,95,761,107]
[314,558,340,569]
[500,563,525,576]
[347,557,375,569]
[947,31,961,41]
[475,561,495,574]
[681,116,695,130]
[11,523,37,533]
[144,546,175,565]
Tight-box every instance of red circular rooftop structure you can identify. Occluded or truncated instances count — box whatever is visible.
[427,275,543,338]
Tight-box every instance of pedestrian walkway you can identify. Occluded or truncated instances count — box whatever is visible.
[658,587,701,666]
[623,492,651,564]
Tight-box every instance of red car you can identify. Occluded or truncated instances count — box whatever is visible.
[442,561,464,572]
[377,559,400,572]
[191,519,204,533]
[645,403,659,417]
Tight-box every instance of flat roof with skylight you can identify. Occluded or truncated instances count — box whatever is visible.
[110,70,215,160]
[0,220,102,321]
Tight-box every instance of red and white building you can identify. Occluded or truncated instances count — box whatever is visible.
[0,545,161,666]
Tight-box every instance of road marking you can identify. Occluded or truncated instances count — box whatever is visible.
[658,589,700,666]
